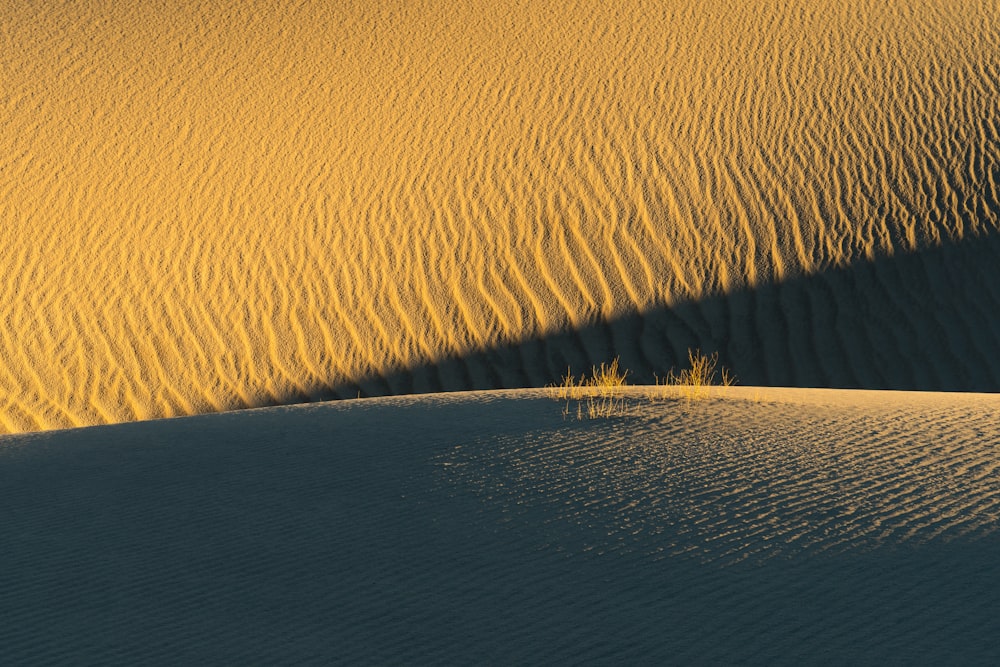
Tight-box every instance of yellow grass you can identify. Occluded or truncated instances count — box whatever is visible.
[552,357,631,420]
[553,351,736,418]
[657,350,737,401]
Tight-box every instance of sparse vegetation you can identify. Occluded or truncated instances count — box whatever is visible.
[550,349,736,419]
[656,349,736,401]
[552,357,632,420]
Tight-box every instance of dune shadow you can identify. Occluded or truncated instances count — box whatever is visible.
[3,391,998,663]
[322,230,1000,399]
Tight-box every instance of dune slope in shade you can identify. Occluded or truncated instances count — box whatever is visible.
[3,0,1000,431]
[1,388,999,663]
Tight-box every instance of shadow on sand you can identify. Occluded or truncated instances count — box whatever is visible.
[322,230,1000,398]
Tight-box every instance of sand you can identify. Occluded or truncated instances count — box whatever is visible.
[5,3,998,658]
[1,388,998,663]
[2,0,999,432]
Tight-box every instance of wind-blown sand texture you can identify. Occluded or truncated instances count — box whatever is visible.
[2,388,999,663]
[3,0,1000,432]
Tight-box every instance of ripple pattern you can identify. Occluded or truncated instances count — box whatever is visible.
[2,1,1000,431]
[1,389,999,662]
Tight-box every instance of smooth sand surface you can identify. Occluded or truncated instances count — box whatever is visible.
[3,1,1000,432]
[2,388,999,663]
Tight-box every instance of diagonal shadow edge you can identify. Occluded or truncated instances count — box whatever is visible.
[315,230,1000,399]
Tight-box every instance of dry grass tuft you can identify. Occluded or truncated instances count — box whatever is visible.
[666,349,734,387]
[550,350,736,418]
[551,357,631,420]
[589,358,630,389]
[654,349,736,401]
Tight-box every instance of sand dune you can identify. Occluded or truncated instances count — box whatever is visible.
[2,388,999,662]
[3,0,1000,432]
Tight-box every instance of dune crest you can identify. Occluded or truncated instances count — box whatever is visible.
[2,0,999,432]
[2,389,999,661]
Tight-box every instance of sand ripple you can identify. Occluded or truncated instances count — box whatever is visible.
[2,1,999,431]
[2,390,998,661]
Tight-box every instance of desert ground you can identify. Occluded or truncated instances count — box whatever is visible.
[2,0,1000,663]
[2,389,999,663]
[2,0,999,432]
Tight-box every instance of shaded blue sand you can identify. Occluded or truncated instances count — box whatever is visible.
[2,395,997,664]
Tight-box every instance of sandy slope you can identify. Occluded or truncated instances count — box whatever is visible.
[1,387,998,663]
[2,1,999,432]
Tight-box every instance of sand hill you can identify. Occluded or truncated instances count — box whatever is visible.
[2,389,998,662]
[3,0,1000,432]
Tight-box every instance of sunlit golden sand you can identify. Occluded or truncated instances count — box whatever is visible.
[2,1,999,432]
